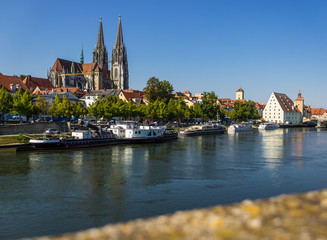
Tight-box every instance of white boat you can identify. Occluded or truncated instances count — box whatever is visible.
[108,121,177,143]
[228,122,253,133]
[258,123,279,130]
[178,123,225,136]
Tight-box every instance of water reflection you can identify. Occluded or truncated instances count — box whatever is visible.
[260,129,284,168]
[2,129,327,239]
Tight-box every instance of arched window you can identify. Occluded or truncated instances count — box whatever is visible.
[115,68,118,78]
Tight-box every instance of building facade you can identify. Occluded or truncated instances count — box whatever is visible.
[236,88,244,100]
[263,92,302,124]
[48,17,128,91]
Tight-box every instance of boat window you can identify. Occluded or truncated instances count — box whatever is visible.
[148,132,152,136]
[153,131,156,136]
[135,131,138,134]
[139,131,141,134]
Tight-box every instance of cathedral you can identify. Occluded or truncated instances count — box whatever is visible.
[48,16,129,91]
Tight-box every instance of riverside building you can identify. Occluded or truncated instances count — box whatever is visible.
[263,92,302,124]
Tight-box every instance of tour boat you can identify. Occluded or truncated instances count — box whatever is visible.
[227,122,253,133]
[108,121,177,143]
[16,130,118,151]
[258,123,279,130]
[178,124,225,137]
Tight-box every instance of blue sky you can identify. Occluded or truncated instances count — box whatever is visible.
[1,0,327,107]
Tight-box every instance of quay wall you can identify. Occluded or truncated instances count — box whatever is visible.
[0,122,69,135]
[25,188,327,240]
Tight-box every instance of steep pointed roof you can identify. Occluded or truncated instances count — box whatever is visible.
[115,16,124,48]
[96,17,105,49]
[80,46,84,64]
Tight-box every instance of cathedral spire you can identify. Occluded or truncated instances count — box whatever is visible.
[93,17,108,70]
[97,17,105,48]
[115,15,124,48]
[80,45,84,64]
[111,15,129,90]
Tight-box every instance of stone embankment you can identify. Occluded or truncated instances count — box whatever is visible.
[25,189,327,240]
[0,122,68,135]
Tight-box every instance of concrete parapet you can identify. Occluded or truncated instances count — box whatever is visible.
[0,122,68,135]
[24,188,327,240]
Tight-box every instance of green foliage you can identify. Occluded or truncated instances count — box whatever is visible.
[20,74,27,81]
[143,77,174,103]
[0,87,13,124]
[12,88,37,120]
[230,100,260,121]
[35,95,49,117]
[201,91,219,120]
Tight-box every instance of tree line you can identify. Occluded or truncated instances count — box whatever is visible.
[0,77,260,124]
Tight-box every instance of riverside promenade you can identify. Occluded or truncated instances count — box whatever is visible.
[25,189,327,240]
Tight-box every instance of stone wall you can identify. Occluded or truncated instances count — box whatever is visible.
[25,189,327,240]
[0,122,69,135]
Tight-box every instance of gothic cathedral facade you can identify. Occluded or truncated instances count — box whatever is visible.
[48,17,129,91]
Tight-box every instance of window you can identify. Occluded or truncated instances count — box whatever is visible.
[114,68,118,78]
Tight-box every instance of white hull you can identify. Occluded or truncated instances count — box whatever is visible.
[228,123,253,133]
[258,123,279,130]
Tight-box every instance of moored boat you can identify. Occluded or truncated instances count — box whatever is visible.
[108,121,177,143]
[178,124,225,137]
[17,130,117,151]
[258,123,279,130]
[228,122,253,133]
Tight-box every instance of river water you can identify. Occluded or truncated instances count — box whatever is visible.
[1,128,327,239]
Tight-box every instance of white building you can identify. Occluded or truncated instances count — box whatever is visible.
[263,92,302,124]
[236,88,244,100]
[80,89,118,107]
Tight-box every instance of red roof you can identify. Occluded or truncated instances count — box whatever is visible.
[0,74,28,92]
[310,108,326,116]
[236,88,244,92]
[23,75,54,91]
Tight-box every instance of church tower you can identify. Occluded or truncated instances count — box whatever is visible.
[93,17,108,70]
[294,90,304,114]
[111,16,129,89]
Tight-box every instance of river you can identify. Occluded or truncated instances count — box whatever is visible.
[1,128,327,239]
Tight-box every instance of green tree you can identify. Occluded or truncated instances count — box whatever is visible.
[143,77,174,103]
[35,95,50,120]
[0,87,13,124]
[12,88,36,122]
[230,100,260,121]
[74,102,88,119]
[87,97,105,120]
[20,74,27,81]
[49,94,63,117]
[201,91,219,120]
[167,99,177,120]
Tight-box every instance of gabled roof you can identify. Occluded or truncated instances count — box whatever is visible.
[82,89,117,98]
[119,89,145,102]
[236,88,244,92]
[82,63,100,73]
[310,108,326,116]
[273,92,299,113]
[23,75,54,91]
[0,74,28,92]
[51,58,83,73]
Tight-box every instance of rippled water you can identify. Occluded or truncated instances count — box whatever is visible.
[1,128,327,239]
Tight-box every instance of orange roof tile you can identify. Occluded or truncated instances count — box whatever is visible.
[23,75,54,91]
[0,74,28,92]
[311,108,326,115]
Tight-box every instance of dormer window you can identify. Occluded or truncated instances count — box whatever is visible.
[10,84,16,91]
[16,84,21,90]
